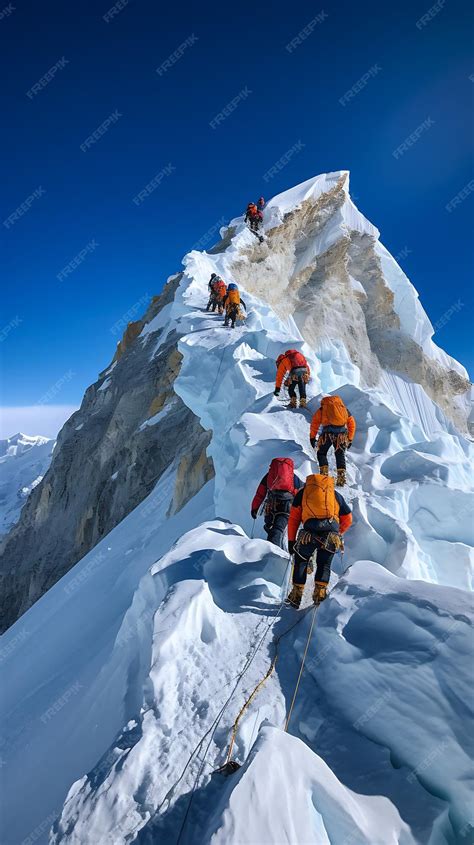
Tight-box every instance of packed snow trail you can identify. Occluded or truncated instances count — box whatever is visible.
[50,265,472,844]
[1,172,472,845]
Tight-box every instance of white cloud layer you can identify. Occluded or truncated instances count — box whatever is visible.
[0,405,79,439]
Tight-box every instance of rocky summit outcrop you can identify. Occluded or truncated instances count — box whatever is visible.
[229,173,470,430]
[0,275,214,632]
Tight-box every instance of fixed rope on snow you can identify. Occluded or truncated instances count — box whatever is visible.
[284,604,318,732]
[166,554,293,841]
[219,596,317,775]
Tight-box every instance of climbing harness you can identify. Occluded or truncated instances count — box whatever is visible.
[295,530,344,557]
[317,431,350,451]
[264,493,292,523]
[285,367,310,386]
[225,303,245,325]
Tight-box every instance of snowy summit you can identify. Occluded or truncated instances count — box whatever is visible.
[0,432,54,539]
[0,172,472,845]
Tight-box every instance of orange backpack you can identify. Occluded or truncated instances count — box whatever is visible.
[227,289,240,305]
[216,281,227,297]
[320,396,349,427]
[302,475,339,523]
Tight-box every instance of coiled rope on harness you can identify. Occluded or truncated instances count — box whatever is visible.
[295,529,344,557]
[317,431,350,451]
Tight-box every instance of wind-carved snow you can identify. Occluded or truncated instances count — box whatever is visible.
[1,173,473,845]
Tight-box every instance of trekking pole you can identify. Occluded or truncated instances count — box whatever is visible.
[250,518,256,539]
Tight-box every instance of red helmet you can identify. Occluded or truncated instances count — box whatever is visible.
[276,354,285,366]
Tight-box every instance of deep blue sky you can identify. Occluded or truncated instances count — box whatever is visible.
[1,0,473,435]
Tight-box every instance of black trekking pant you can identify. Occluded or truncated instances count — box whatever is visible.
[292,535,334,586]
[264,512,290,548]
[317,436,346,471]
[264,493,293,548]
[288,378,306,401]
[207,294,217,311]
[224,304,239,328]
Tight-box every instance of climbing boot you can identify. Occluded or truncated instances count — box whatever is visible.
[299,397,307,409]
[313,581,328,606]
[336,468,346,487]
[288,396,297,409]
[285,584,304,609]
[319,465,329,476]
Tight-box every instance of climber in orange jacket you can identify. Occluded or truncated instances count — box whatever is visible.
[274,350,311,409]
[285,473,352,608]
[310,395,356,487]
[223,283,246,329]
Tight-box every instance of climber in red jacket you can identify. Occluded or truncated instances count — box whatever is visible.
[251,457,302,548]
[274,350,311,408]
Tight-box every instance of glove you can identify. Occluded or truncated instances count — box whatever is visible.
[288,540,295,555]
[251,509,258,520]
[274,388,280,396]
[310,437,316,448]
[347,440,352,450]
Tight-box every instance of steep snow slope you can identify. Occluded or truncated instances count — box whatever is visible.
[1,173,473,845]
[0,433,54,538]
[1,172,471,633]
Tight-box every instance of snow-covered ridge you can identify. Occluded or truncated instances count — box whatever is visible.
[223,170,469,429]
[1,172,473,845]
[0,431,51,458]
[263,171,466,379]
[0,432,54,538]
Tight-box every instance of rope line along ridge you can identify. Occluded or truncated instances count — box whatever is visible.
[219,601,318,774]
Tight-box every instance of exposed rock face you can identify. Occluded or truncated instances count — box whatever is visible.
[1,171,470,632]
[0,276,214,632]
[229,177,470,429]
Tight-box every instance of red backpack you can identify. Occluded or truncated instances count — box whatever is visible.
[285,349,307,369]
[267,458,295,492]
